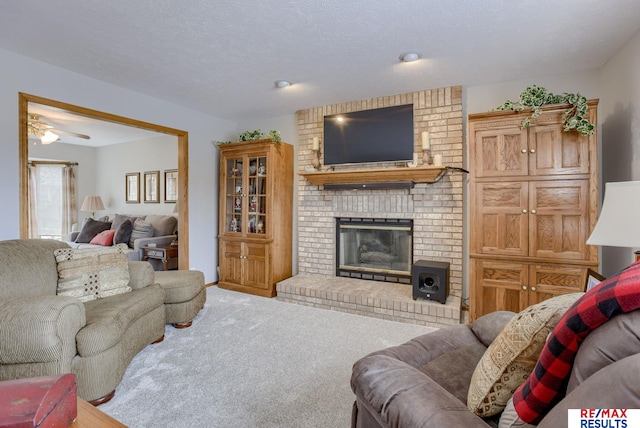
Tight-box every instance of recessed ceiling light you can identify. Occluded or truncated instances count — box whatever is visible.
[399,52,420,63]
[275,80,292,88]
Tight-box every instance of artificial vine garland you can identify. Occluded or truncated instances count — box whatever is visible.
[215,129,282,145]
[495,85,595,136]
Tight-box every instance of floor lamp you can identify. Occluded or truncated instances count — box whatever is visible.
[586,181,640,264]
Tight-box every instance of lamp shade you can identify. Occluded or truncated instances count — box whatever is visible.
[586,181,640,248]
[80,195,105,213]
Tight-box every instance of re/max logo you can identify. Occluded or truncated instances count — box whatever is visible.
[582,409,628,418]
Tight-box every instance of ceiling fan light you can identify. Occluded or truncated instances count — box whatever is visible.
[41,130,59,144]
[399,52,420,63]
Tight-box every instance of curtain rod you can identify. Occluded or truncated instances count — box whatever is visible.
[28,160,78,166]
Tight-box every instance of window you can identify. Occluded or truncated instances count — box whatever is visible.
[28,163,76,240]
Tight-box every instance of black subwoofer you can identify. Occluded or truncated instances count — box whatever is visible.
[412,260,450,304]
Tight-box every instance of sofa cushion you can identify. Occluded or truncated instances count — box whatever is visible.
[467,293,582,417]
[129,218,153,247]
[114,219,133,245]
[89,229,115,246]
[145,214,177,236]
[154,270,204,304]
[75,218,111,243]
[75,284,164,356]
[54,244,132,302]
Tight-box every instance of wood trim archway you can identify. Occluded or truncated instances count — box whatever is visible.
[18,92,190,269]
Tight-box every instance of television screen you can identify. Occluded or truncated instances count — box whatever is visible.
[323,104,414,166]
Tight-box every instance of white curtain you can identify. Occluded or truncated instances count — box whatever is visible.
[28,162,77,240]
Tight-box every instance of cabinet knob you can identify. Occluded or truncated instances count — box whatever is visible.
[522,285,528,291]
[521,149,528,154]
[531,209,537,214]
[530,149,536,154]
[522,209,528,214]
[531,286,537,292]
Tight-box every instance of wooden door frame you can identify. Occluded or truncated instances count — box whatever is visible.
[18,92,190,269]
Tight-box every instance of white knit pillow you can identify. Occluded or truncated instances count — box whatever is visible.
[54,244,131,302]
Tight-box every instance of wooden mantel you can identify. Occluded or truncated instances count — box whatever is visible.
[299,166,447,186]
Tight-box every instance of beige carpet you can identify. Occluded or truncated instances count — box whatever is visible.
[100,286,436,427]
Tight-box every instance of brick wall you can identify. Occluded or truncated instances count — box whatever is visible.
[296,86,464,300]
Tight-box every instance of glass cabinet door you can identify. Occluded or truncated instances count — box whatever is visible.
[247,155,267,236]
[224,154,267,236]
[225,157,243,233]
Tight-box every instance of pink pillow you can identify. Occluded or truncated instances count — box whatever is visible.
[90,229,116,246]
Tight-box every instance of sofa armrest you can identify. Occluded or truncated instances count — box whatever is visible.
[351,355,490,427]
[0,296,85,366]
[127,261,156,290]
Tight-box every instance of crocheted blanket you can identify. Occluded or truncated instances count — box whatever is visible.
[513,260,640,424]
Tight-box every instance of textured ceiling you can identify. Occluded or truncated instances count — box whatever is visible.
[2,0,640,122]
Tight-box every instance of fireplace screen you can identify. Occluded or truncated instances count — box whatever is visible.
[336,218,413,284]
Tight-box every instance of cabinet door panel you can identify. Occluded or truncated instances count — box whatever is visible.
[473,260,527,316]
[527,264,585,305]
[220,240,242,285]
[529,180,589,260]
[243,243,270,290]
[474,129,528,177]
[474,182,528,256]
[530,125,589,176]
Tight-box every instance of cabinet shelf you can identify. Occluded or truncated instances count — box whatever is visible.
[299,166,447,186]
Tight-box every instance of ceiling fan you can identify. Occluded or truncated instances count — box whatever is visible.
[27,113,91,144]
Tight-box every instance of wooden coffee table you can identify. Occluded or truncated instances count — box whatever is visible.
[71,397,126,428]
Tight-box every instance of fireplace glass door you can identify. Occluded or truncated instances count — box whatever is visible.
[336,218,412,283]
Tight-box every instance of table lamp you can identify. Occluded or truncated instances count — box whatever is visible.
[80,195,105,219]
[586,181,640,262]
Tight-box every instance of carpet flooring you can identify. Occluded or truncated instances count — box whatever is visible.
[100,286,435,427]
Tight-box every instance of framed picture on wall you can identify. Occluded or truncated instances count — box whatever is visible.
[584,268,606,292]
[125,172,140,203]
[144,171,160,203]
[164,169,178,203]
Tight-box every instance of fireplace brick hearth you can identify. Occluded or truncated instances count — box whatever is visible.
[281,86,464,327]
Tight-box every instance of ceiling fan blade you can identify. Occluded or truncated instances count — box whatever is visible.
[51,129,91,140]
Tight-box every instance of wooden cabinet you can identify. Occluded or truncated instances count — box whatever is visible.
[217,140,293,297]
[469,101,598,320]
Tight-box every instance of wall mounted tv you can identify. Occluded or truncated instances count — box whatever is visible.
[323,104,414,166]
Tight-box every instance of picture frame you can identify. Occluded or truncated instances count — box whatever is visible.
[144,171,160,203]
[585,268,606,292]
[164,169,178,203]
[125,172,140,203]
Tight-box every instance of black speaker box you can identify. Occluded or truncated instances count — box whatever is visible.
[412,260,450,304]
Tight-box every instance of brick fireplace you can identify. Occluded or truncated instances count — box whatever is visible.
[276,86,464,328]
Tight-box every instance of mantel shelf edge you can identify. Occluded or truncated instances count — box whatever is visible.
[298,166,447,186]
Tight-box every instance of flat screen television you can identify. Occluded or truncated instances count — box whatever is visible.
[323,104,414,166]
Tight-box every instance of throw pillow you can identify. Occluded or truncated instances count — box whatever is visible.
[129,218,153,248]
[75,218,112,243]
[89,229,116,246]
[114,219,133,245]
[145,214,177,236]
[54,243,131,302]
[110,213,138,231]
[467,293,583,417]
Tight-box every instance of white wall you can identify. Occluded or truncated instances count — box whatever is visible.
[599,28,640,275]
[0,48,237,283]
[96,135,177,217]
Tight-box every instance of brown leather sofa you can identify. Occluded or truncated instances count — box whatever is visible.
[351,309,640,427]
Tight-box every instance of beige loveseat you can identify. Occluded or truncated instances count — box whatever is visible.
[0,239,166,405]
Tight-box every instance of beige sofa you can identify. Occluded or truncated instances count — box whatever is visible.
[0,239,166,405]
